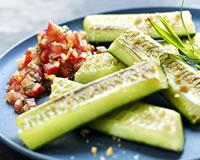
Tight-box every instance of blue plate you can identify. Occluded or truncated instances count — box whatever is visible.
[1,7,200,160]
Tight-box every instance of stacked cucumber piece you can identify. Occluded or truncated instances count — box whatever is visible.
[50,78,183,151]
[17,10,199,152]
[74,52,125,83]
[84,11,195,42]
[108,29,200,124]
[17,60,167,149]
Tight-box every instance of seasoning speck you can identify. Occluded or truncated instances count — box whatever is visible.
[106,147,114,157]
[86,138,89,143]
[133,153,140,160]
[179,84,189,92]
[117,143,122,148]
[91,146,98,156]
[100,155,106,160]
[174,93,180,98]
[80,129,90,138]
[112,136,117,141]
[117,138,121,142]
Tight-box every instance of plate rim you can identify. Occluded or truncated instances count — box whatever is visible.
[0,6,199,160]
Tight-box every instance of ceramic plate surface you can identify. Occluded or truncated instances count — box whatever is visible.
[0,7,200,160]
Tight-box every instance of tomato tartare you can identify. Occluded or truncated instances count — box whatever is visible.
[6,21,99,113]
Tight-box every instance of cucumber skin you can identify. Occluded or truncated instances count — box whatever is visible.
[51,79,183,151]
[74,52,126,83]
[108,30,200,124]
[162,57,200,124]
[88,102,184,152]
[84,11,196,42]
[17,61,168,150]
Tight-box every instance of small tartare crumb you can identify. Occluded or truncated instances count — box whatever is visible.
[86,138,89,143]
[112,136,117,141]
[122,150,126,155]
[179,84,189,92]
[174,93,180,98]
[133,153,140,160]
[100,155,106,160]
[106,147,114,157]
[117,138,121,142]
[117,143,122,148]
[80,129,90,138]
[91,146,98,156]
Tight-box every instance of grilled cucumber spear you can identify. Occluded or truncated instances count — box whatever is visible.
[108,29,200,124]
[17,60,167,149]
[50,78,184,152]
[84,11,195,42]
[74,52,125,83]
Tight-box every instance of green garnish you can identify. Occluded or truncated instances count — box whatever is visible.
[180,0,194,53]
[23,85,33,91]
[148,0,200,69]
[148,18,194,58]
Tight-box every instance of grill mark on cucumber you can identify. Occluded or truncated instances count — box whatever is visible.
[118,30,169,62]
[18,61,160,130]
[84,11,196,42]
[115,30,200,93]
[74,52,125,83]
[108,29,200,123]
[163,58,200,91]
[50,79,183,151]
[88,102,184,151]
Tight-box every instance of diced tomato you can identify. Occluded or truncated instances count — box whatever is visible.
[21,75,34,88]
[38,38,48,49]
[68,49,79,64]
[7,21,98,114]
[24,50,32,64]
[18,49,32,69]
[6,91,27,104]
[67,32,80,48]
[59,67,73,78]
[49,42,67,55]
[46,21,64,42]
[14,99,24,111]
[43,62,59,75]
[30,83,45,97]
[41,50,49,63]
[25,98,36,107]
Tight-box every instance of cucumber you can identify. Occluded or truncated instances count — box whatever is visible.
[50,78,81,99]
[74,52,126,83]
[88,102,184,152]
[108,29,169,66]
[50,79,183,151]
[16,60,167,149]
[84,11,195,42]
[162,56,200,123]
[161,42,180,54]
[108,29,200,124]
[50,77,82,99]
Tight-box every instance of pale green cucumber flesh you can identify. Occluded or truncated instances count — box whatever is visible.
[74,52,125,83]
[17,60,167,149]
[108,30,169,66]
[84,11,195,42]
[51,79,183,151]
[50,78,82,99]
[88,102,184,152]
[108,29,200,124]
[162,56,200,124]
